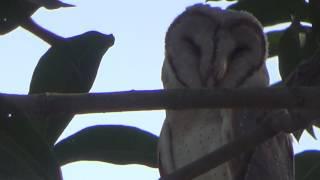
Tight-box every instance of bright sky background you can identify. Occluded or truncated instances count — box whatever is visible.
[1,0,320,179]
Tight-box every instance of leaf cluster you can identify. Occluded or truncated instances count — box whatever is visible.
[0,0,158,179]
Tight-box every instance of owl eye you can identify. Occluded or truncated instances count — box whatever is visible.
[229,46,249,62]
[183,37,201,58]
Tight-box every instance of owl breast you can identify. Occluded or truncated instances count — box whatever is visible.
[165,109,231,179]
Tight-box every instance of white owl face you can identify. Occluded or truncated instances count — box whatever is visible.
[162,4,269,89]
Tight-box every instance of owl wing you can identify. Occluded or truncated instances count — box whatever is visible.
[223,108,294,180]
[158,118,175,176]
[244,133,294,180]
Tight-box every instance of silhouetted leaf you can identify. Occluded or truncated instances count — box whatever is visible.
[54,125,158,168]
[26,0,74,9]
[266,30,284,58]
[29,31,115,146]
[228,0,309,26]
[284,46,320,140]
[0,0,73,35]
[306,126,317,139]
[309,0,320,34]
[0,99,61,179]
[0,0,38,35]
[278,18,315,80]
[293,130,304,141]
[296,150,320,180]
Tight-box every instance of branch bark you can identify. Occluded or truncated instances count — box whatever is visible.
[1,87,320,116]
[1,87,318,180]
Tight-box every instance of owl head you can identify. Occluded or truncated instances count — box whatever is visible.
[162,4,269,89]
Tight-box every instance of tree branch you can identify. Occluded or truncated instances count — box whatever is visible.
[1,87,320,116]
[1,88,319,179]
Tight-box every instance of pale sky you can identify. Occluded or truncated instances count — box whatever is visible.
[1,0,320,179]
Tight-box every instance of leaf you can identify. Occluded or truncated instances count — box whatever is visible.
[29,31,114,146]
[278,18,315,81]
[293,129,304,141]
[227,0,309,27]
[0,0,38,35]
[266,30,284,58]
[309,0,320,33]
[295,150,320,180]
[0,99,61,179]
[54,125,159,168]
[306,125,317,139]
[25,0,74,9]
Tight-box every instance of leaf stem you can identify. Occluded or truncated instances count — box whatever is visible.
[21,18,64,45]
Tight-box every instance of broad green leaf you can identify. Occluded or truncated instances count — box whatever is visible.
[227,0,309,27]
[278,18,314,81]
[0,99,61,179]
[54,125,158,168]
[296,150,320,180]
[29,31,114,146]
[0,0,38,35]
[266,30,284,58]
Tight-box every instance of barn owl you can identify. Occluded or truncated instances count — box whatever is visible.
[158,4,293,180]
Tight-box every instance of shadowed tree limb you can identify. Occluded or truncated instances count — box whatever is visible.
[1,87,320,115]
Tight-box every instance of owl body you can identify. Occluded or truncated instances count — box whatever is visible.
[158,4,293,180]
[160,108,230,179]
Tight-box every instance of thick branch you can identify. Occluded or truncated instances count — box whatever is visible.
[0,88,318,180]
[1,87,320,116]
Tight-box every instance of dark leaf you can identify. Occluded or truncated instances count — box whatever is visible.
[54,125,158,168]
[0,98,61,179]
[0,0,73,35]
[28,31,114,146]
[295,150,320,180]
[293,130,304,141]
[306,126,317,139]
[0,0,38,35]
[284,47,320,139]
[26,0,74,9]
[266,30,284,58]
[278,18,315,80]
[309,0,320,35]
[227,0,309,27]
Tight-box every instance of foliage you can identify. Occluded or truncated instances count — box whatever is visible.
[207,1,320,132]
[295,150,320,180]
[0,0,158,179]
[54,125,158,168]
